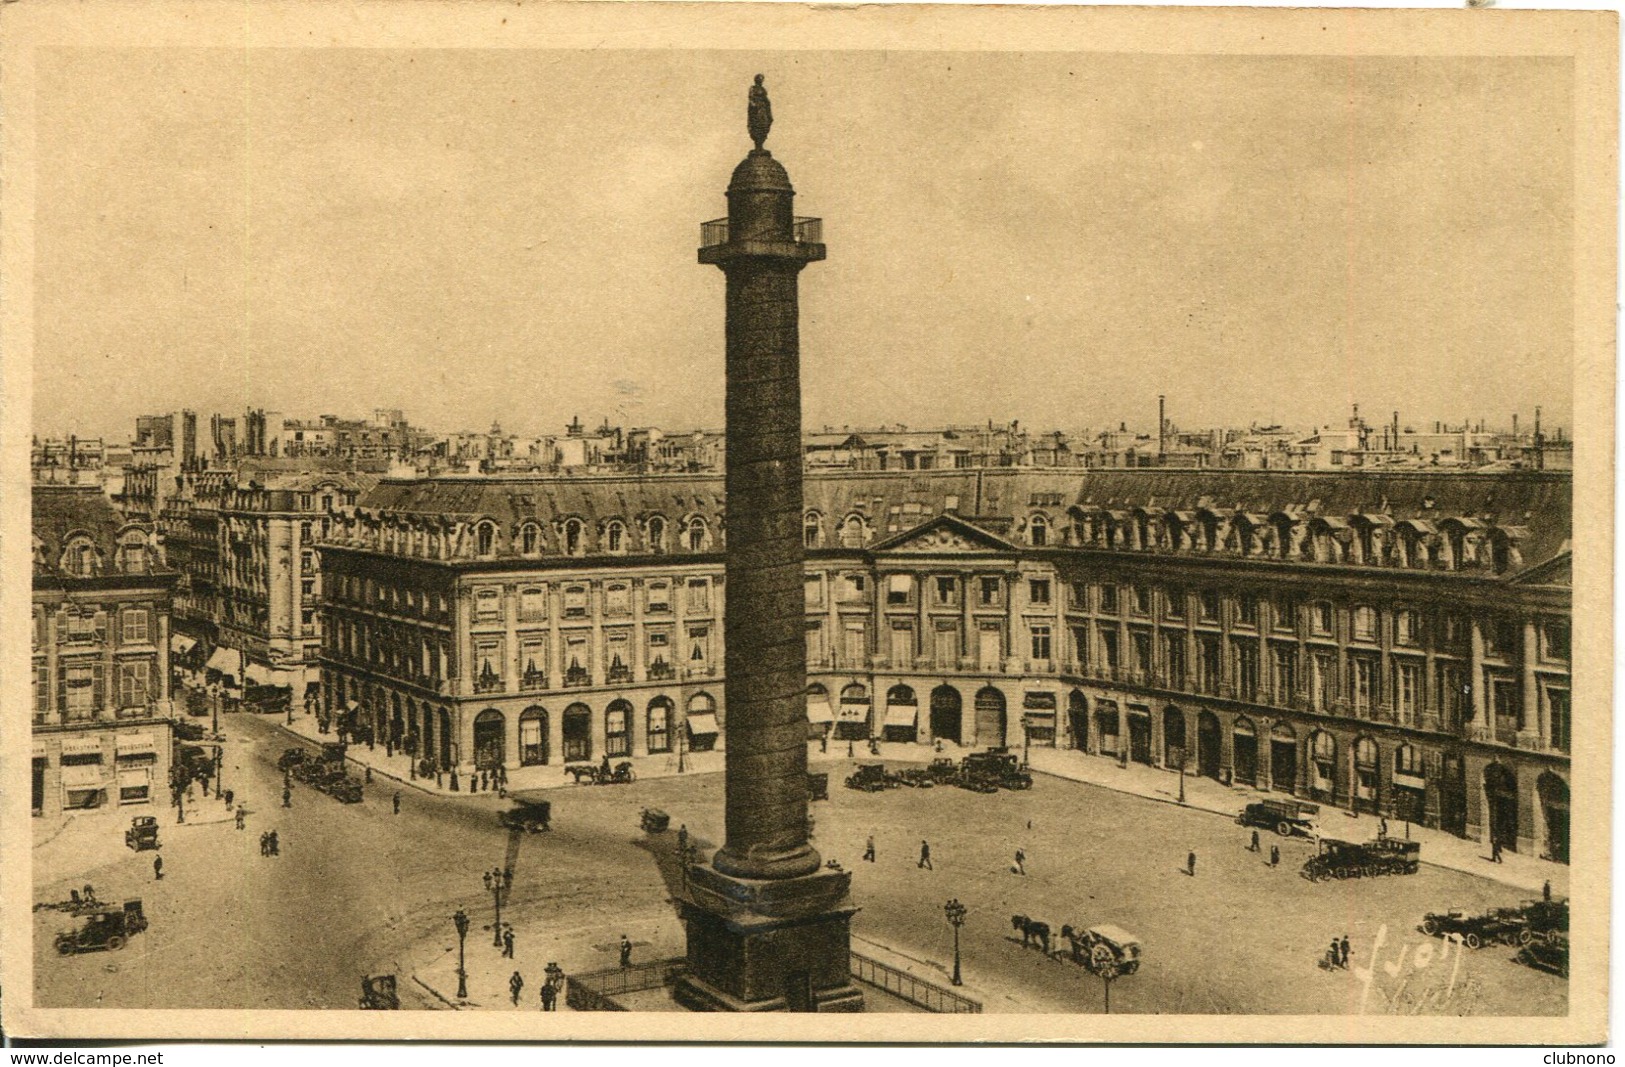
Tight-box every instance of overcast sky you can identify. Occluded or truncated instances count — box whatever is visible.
[33,49,1573,442]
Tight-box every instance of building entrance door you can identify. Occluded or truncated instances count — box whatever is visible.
[33,757,45,815]
[1127,712,1152,765]
[1484,763,1519,853]
[929,686,962,744]
[1270,736,1297,794]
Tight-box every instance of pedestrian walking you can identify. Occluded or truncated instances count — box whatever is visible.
[83,884,97,905]
[393,792,401,815]
[918,840,933,870]
[282,786,292,808]
[503,927,516,959]
[268,830,280,856]
[1327,939,1342,970]
[365,766,373,785]
[540,981,557,1011]
[260,831,270,856]
[863,836,876,862]
[1491,838,1504,863]
[678,824,689,857]
[847,739,855,758]
[1339,935,1351,969]
[1187,851,1197,877]
[1543,879,1552,902]
[153,855,164,880]
[820,735,828,754]
[509,970,524,1006]
[224,789,234,808]
[1014,848,1026,875]
[503,867,514,892]
[1269,844,1280,867]
[1249,830,1260,852]
[235,807,246,830]
[619,935,633,970]
[1379,817,1389,838]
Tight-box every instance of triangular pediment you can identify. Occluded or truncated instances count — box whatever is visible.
[870,514,1022,554]
[1510,550,1571,586]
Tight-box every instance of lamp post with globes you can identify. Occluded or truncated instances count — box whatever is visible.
[943,898,967,986]
[453,909,469,1000]
[484,867,504,946]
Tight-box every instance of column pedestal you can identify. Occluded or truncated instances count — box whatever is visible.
[675,863,864,1013]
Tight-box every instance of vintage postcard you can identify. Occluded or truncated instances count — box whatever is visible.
[1,0,1614,1047]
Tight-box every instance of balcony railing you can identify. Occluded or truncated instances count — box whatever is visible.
[700,216,823,249]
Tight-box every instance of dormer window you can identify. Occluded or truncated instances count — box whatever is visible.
[520,523,542,555]
[117,533,149,575]
[1029,514,1049,547]
[647,516,667,554]
[687,517,708,552]
[64,538,97,577]
[565,519,585,556]
[475,522,496,557]
[606,521,625,554]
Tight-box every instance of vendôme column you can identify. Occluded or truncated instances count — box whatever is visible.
[675,76,863,1014]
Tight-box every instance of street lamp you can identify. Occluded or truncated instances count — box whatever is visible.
[484,867,504,947]
[1172,746,1187,805]
[943,898,967,987]
[210,683,220,738]
[452,908,469,1000]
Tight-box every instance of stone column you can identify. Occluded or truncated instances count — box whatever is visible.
[1519,619,1542,747]
[1468,618,1488,740]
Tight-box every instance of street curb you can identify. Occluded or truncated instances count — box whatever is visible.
[412,974,463,1010]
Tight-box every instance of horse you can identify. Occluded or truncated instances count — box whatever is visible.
[1011,914,1052,955]
[1060,924,1088,964]
[564,764,600,785]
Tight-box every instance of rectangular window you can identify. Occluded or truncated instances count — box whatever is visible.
[1438,663,1465,727]
[1131,630,1151,674]
[646,581,670,613]
[805,574,825,608]
[1311,602,1334,636]
[686,579,711,613]
[887,574,913,606]
[1544,620,1570,661]
[1199,591,1221,622]
[1235,640,1258,700]
[606,631,632,680]
[1029,579,1052,606]
[1312,653,1336,711]
[1395,662,1420,722]
[474,588,502,622]
[1100,626,1120,670]
[1395,609,1420,646]
[1492,679,1521,726]
[519,586,548,622]
[935,622,959,666]
[1237,595,1259,628]
[1098,584,1118,614]
[890,621,914,666]
[844,622,867,665]
[647,706,671,754]
[1489,619,1518,656]
[563,586,589,618]
[1030,624,1052,662]
[473,639,504,693]
[1274,599,1297,632]
[841,574,868,601]
[605,583,631,615]
[980,577,1002,607]
[805,621,825,665]
[519,636,548,689]
[1548,688,1570,751]
[1272,644,1297,698]
[564,635,591,685]
[1165,588,1186,620]
[1164,633,1185,686]
[120,608,150,644]
[1353,606,1378,642]
[1198,636,1221,693]
[1133,586,1151,616]
[688,626,711,667]
[934,576,957,606]
[301,578,316,599]
[117,660,151,710]
[63,662,99,720]
[1351,656,1375,712]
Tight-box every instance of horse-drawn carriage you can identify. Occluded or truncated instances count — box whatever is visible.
[640,807,671,833]
[500,799,553,833]
[1060,924,1143,976]
[359,974,400,1010]
[565,761,637,786]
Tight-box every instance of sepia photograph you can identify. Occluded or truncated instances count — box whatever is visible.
[0,0,1614,1048]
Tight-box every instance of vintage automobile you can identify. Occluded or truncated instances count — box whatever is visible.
[806,772,830,801]
[640,807,671,833]
[956,771,1001,794]
[124,815,160,852]
[172,720,207,742]
[1302,837,1420,881]
[1514,898,1569,943]
[1517,933,1569,977]
[55,899,148,955]
[276,747,310,773]
[321,774,364,804]
[844,763,894,793]
[1420,907,1526,949]
[961,750,1033,790]
[359,974,400,1009]
[1238,798,1321,838]
[1060,923,1143,976]
[501,799,553,834]
[890,767,936,789]
[926,758,961,785]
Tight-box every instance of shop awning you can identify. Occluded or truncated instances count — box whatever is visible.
[883,704,917,728]
[59,734,105,756]
[206,648,241,675]
[60,762,105,787]
[836,703,869,723]
[686,714,719,737]
[887,574,912,595]
[1021,712,1054,727]
[170,634,197,655]
[243,663,266,686]
[806,699,834,724]
[1393,771,1426,790]
[115,731,157,754]
[117,767,150,789]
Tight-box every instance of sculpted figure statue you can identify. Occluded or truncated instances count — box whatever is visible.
[748,74,772,150]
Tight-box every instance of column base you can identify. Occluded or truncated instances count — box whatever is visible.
[676,862,864,1013]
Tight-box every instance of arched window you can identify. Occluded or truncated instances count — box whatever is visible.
[63,538,97,577]
[804,512,823,549]
[118,532,149,574]
[605,700,632,757]
[1029,514,1049,547]
[519,523,541,555]
[839,514,866,548]
[564,519,585,557]
[687,517,708,552]
[647,516,667,554]
[605,521,625,554]
[647,698,673,753]
[475,522,496,557]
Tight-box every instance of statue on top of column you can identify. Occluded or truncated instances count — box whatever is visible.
[748,74,772,150]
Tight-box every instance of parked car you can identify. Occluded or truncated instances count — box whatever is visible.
[1516,933,1569,977]
[124,815,160,852]
[806,772,830,801]
[926,758,960,784]
[276,748,310,773]
[1420,907,1525,949]
[639,807,670,833]
[961,750,1033,790]
[502,800,554,834]
[54,900,148,955]
[1239,798,1321,838]
[1513,898,1569,943]
[891,767,936,789]
[1303,837,1420,881]
[326,776,365,804]
[844,763,894,792]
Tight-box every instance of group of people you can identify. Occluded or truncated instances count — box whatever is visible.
[446,766,508,795]
[1325,934,1353,970]
[1246,830,1284,867]
[259,830,281,856]
[508,967,564,1011]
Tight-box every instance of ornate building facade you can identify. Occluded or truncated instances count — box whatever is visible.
[317,467,1571,861]
[31,486,178,817]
